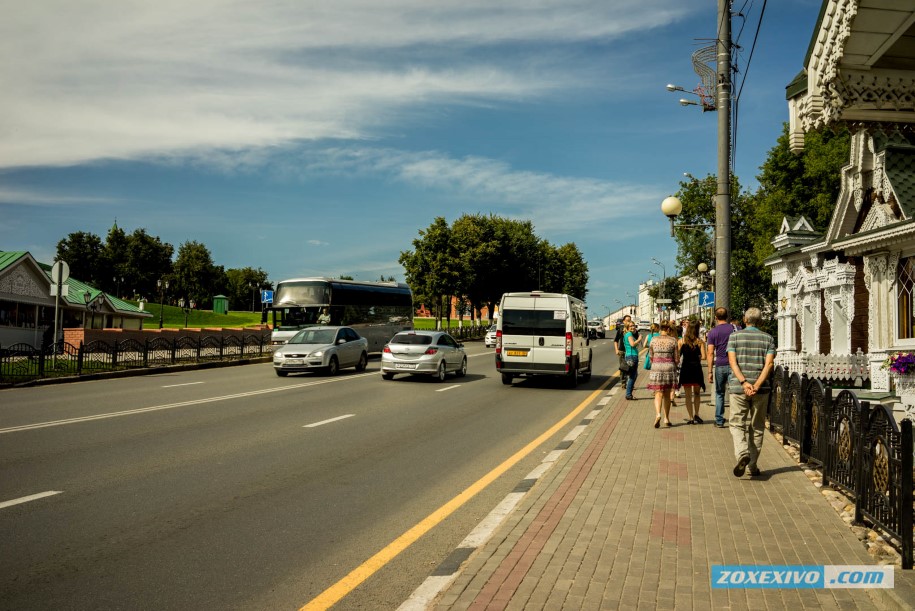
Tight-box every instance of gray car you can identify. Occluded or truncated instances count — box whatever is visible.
[381,330,467,381]
[273,326,368,376]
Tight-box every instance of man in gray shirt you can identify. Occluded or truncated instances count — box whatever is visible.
[727,307,775,478]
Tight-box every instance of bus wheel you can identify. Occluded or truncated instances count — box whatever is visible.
[501,373,513,385]
[355,352,368,372]
[326,356,339,376]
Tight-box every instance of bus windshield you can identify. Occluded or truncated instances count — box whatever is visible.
[268,278,413,352]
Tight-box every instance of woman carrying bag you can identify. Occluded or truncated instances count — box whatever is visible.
[622,322,641,400]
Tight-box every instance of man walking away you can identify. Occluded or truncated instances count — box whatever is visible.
[706,307,736,428]
[727,307,775,478]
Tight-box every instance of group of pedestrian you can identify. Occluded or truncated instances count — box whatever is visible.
[623,306,775,478]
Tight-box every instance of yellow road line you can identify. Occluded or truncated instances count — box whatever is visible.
[300,378,613,610]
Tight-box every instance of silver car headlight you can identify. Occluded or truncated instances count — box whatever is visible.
[311,350,324,357]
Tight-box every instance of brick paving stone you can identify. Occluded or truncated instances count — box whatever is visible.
[429,373,914,611]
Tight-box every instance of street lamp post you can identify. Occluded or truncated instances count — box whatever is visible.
[661,0,732,313]
[157,278,169,329]
[651,258,668,322]
[83,290,102,329]
[250,283,256,313]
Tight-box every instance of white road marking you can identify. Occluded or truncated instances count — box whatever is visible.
[161,382,204,388]
[0,491,62,510]
[436,385,461,392]
[0,373,376,435]
[303,414,355,428]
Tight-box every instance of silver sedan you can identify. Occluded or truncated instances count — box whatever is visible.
[273,326,368,376]
[381,330,467,381]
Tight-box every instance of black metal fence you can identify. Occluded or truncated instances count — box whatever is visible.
[769,365,914,569]
[0,335,269,384]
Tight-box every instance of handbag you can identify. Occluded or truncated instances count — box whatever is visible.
[618,358,631,372]
[644,353,651,370]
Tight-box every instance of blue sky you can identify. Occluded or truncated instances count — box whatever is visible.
[0,0,821,315]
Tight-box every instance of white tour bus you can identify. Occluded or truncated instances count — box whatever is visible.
[267,278,413,352]
[495,291,592,387]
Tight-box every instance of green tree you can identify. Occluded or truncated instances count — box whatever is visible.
[648,277,684,314]
[56,231,103,285]
[748,124,850,266]
[125,229,174,301]
[551,242,588,299]
[400,217,460,326]
[226,267,270,311]
[171,241,223,307]
[102,222,130,297]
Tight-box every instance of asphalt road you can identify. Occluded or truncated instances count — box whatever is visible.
[0,338,622,610]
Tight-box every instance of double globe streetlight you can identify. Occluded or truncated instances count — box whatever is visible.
[661,195,730,313]
[83,291,104,329]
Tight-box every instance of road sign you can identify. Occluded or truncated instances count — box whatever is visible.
[51,260,70,284]
[261,289,274,304]
[656,298,672,304]
[699,291,715,308]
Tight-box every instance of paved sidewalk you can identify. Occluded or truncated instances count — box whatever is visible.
[424,375,915,610]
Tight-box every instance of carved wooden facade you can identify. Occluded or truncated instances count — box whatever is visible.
[770,0,915,392]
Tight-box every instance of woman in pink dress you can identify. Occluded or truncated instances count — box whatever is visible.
[647,321,680,428]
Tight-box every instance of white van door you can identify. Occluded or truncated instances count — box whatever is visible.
[499,295,569,369]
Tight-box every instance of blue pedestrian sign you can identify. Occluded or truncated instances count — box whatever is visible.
[261,289,274,304]
[699,291,715,308]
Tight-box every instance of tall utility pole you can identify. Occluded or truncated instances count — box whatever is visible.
[715,0,732,314]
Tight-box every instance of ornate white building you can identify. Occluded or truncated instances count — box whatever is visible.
[767,0,915,392]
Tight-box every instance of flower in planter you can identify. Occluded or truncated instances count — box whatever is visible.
[882,352,915,375]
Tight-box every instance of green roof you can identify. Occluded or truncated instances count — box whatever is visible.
[0,251,151,317]
[0,251,28,272]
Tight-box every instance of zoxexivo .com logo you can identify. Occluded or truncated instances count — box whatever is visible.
[711,565,893,589]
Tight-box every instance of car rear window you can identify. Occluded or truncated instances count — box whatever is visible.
[392,334,433,345]
[500,309,566,336]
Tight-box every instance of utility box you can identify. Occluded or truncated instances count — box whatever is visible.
[212,295,229,315]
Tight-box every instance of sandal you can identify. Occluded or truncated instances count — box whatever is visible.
[665,420,672,427]
[693,415,704,424]
[654,415,661,429]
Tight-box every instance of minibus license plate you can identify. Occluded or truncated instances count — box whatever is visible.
[506,349,528,357]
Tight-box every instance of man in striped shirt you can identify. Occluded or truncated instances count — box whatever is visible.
[727,307,776,478]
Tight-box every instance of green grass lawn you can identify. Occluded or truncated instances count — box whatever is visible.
[135,302,265,329]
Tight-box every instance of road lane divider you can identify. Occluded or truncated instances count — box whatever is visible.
[435,385,461,393]
[0,374,377,435]
[303,415,355,428]
[0,491,62,510]
[161,381,205,388]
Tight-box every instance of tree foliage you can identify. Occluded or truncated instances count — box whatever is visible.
[668,123,850,318]
[401,214,588,325]
[56,231,104,286]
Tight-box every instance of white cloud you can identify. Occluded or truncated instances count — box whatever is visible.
[0,188,120,206]
[0,0,689,169]
[307,239,329,246]
[292,146,667,232]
